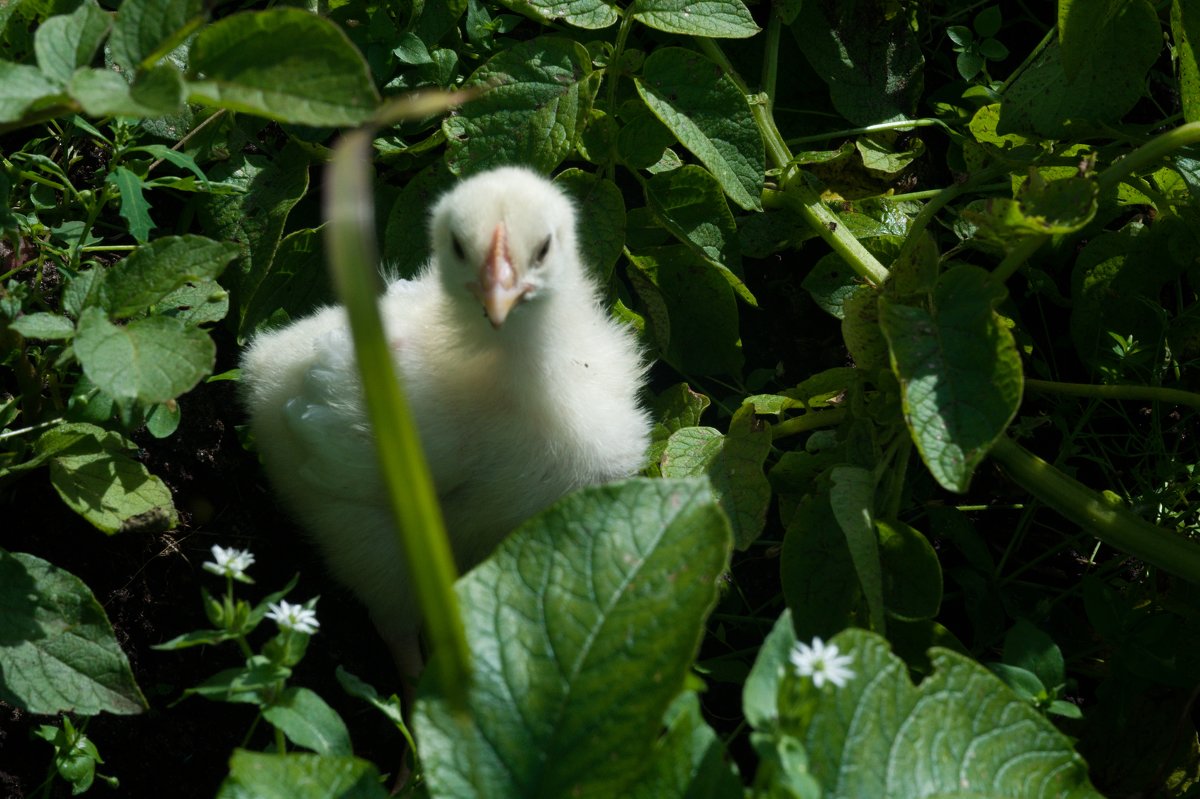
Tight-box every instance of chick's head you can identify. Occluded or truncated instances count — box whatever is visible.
[430,167,579,329]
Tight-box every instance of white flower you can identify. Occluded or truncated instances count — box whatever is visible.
[266,600,320,635]
[789,637,856,689]
[202,545,256,582]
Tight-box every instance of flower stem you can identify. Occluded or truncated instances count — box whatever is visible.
[989,436,1200,584]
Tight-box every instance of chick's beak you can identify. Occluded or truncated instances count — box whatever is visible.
[470,222,526,328]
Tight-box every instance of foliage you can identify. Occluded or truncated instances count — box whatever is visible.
[3,0,1200,796]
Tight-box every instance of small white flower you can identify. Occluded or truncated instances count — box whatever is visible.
[203,545,256,582]
[266,600,320,635]
[789,637,856,689]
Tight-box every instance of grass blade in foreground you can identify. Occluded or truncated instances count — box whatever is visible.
[324,121,470,705]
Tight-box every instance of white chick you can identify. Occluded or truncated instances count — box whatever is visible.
[239,166,651,680]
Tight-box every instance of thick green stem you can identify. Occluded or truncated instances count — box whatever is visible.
[989,436,1200,584]
[1026,378,1200,410]
[326,128,471,708]
[770,408,847,441]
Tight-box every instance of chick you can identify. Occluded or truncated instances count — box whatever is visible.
[239,166,651,679]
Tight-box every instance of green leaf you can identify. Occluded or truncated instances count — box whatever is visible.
[69,65,184,118]
[644,164,753,304]
[998,8,1160,138]
[627,246,743,376]
[791,0,925,125]
[635,47,765,211]
[195,142,310,313]
[760,628,1104,797]
[382,161,455,280]
[1003,619,1065,692]
[150,280,230,327]
[629,692,742,799]
[74,306,216,405]
[829,465,885,632]
[630,0,759,38]
[98,235,239,318]
[188,8,379,126]
[34,0,111,85]
[39,423,177,534]
[336,668,406,732]
[743,609,799,730]
[879,266,1023,493]
[554,169,625,283]
[103,166,154,242]
[262,687,352,756]
[0,62,66,124]
[414,478,731,799]
[497,0,619,29]
[781,494,862,641]
[109,0,204,70]
[216,750,388,799]
[444,36,597,174]
[1174,0,1200,123]
[660,405,770,549]
[0,548,147,715]
[239,227,332,341]
[876,519,942,621]
[9,311,75,340]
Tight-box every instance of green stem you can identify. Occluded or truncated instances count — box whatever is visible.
[770,408,847,440]
[760,8,781,114]
[1026,378,1200,410]
[326,128,471,708]
[786,117,960,147]
[989,436,1200,584]
[1096,121,1200,195]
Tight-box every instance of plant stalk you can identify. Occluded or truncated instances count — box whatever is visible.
[989,436,1200,584]
[325,128,471,709]
[1026,378,1200,410]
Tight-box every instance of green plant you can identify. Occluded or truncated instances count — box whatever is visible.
[4,0,1200,796]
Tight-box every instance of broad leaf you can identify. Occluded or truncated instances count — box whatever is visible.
[262,687,352,756]
[629,692,742,799]
[761,627,1103,798]
[74,307,216,405]
[635,47,764,211]
[109,0,204,71]
[99,235,239,318]
[36,422,177,534]
[34,0,111,85]
[879,266,1022,493]
[496,0,619,29]
[188,8,379,126]
[415,478,731,799]
[829,465,885,632]
[630,0,759,38]
[0,549,147,715]
[877,518,942,621]
[1174,0,1200,123]
[444,36,597,174]
[555,169,626,283]
[0,62,66,124]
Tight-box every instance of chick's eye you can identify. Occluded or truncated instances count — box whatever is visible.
[451,234,465,260]
[534,235,552,264]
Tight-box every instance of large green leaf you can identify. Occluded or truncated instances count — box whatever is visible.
[74,307,216,405]
[109,0,204,71]
[35,422,177,534]
[554,168,626,283]
[644,164,752,304]
[444,36,597,174]
[757,624,1103,798]
[0,62,66,124]
[791,0,924,125]
[0,549,147,716]
[98,235,239,318]
[33,0,111,84]
[1174,0,1200,123]
[829,465,884,632]
[879,266,1022,493]
[635,47,764,211]
[998,4,1159,138]
[188,8,379,126]
[630,0,759,38]
[496,0,619,29]
[70,63,186,119]
[627,245,743,376]
[415,478,731,799]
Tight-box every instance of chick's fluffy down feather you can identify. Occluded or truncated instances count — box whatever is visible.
[239,167,651,665]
